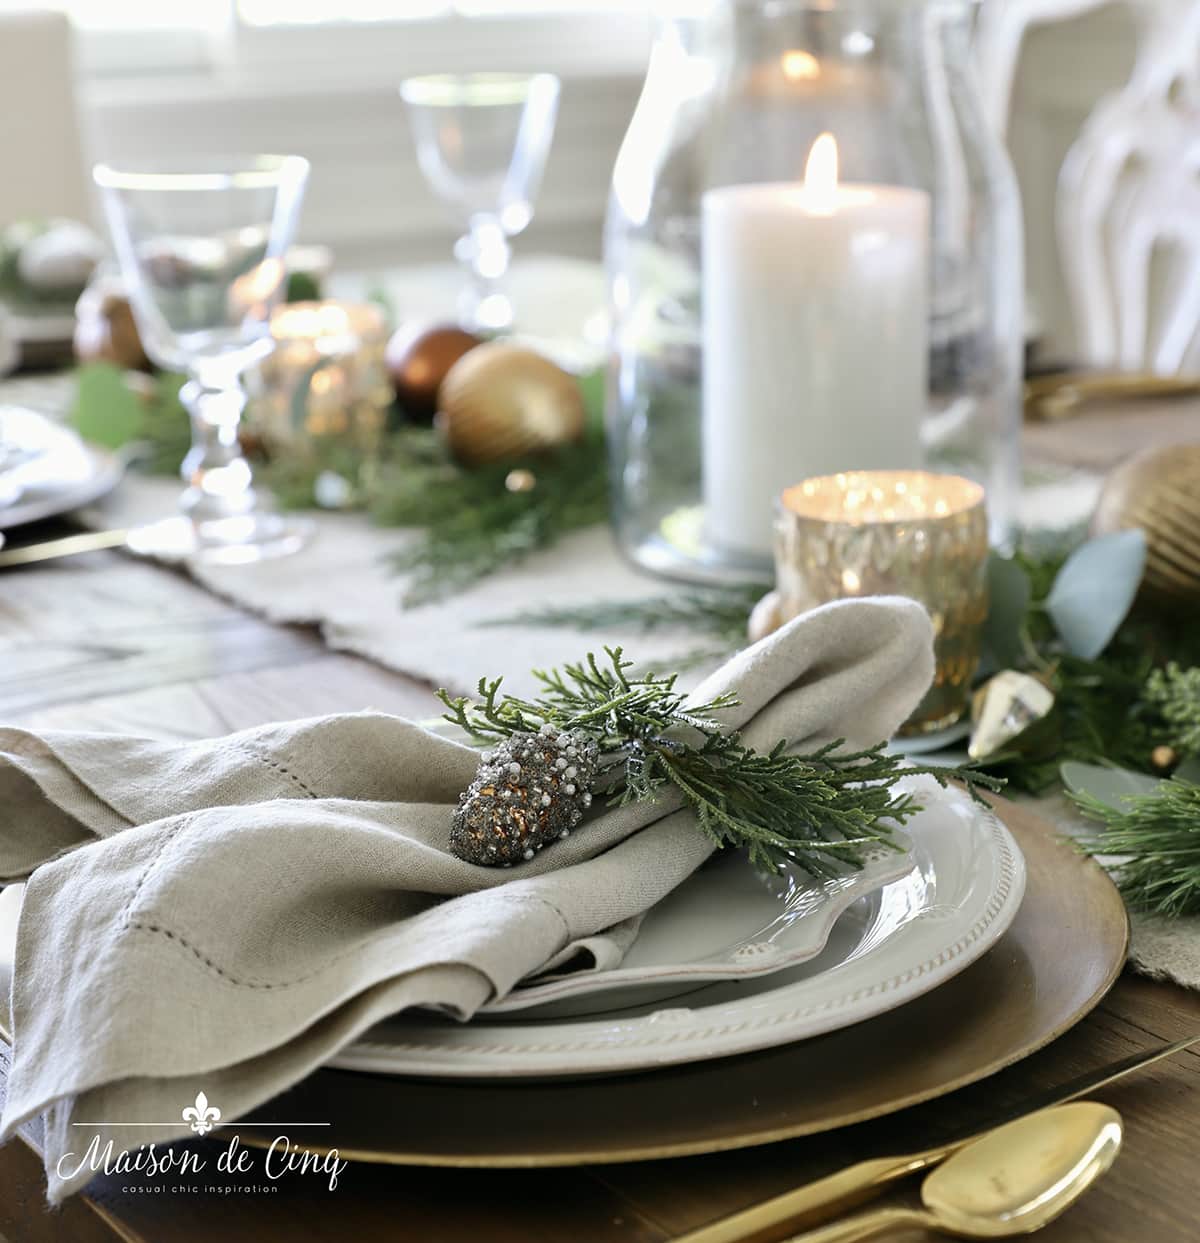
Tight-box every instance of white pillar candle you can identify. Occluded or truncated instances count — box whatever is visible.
[701,134,930,559]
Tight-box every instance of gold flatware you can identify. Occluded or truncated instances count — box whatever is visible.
[0,526,131,567]
[674,1034,1197,1243]
[1024,372,1200,422]
[0,517,197,569]
[783,1102,1121,1243]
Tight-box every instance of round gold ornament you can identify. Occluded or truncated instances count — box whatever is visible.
[437,343,586,466]
[1091,443,1200,602]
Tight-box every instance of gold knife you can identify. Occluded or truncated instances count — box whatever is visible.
[673,1034,1199,1243]
[0,517,196,569]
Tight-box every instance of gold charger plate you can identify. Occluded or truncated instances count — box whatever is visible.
[234,797,1128,1167]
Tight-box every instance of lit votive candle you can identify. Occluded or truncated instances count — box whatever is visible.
[775,470,988,734]
[255,301,392,458]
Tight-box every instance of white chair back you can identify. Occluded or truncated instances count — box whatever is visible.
[973,0,1114,139]
[1058,0,1200,372]
[0,11,89,224]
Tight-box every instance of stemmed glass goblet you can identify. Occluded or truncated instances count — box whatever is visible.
[93,155,311,564]
[400,73,560,332]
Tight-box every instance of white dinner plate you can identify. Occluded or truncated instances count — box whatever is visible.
[0,406,122,529]
[330,778,1024,1078]
[482,833,916,1016]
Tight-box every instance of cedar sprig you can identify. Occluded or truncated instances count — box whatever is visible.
[1074,778,1200,917]
[1144,663,1200,760]
[439,647,1004,877]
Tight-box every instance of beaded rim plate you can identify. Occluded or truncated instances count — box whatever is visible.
[329,778,1025,1078]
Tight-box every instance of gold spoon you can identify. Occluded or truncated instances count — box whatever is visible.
[783,1102,1122,1243]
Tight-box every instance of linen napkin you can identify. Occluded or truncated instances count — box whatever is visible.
[0,597,933,1202]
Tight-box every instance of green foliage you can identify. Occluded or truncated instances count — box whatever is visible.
[70,363,191,475]
[438,646,1003,878]
[481,584,769,670]
[380,432,608,606]
[976,534,1200,795]
[1074,778,1200,917]
[1144,663,1200,759]
[1042,530,1146,660]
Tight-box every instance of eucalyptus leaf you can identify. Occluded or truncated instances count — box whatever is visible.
[1044,530,1146,660]
[70,362,144,450]
[1061,760,1163,811]
[979,553,1032,674]
[1175,756,1200,783]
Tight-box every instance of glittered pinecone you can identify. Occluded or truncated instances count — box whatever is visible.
[451,724,599,866]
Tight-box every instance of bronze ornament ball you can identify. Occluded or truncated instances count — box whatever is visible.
[74,276,152,372]
[437,343,586,466]
[385,323,482,423]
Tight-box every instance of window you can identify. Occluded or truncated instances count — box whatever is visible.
[23,0,655,82]
[238,1,655,22]
[0,0,226,26]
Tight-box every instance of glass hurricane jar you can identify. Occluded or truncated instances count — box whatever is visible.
[605,0,1023,583]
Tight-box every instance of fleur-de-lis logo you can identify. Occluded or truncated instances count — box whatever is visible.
[182,1091,221,1136]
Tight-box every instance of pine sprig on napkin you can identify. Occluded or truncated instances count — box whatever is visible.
[439,647,1003,877]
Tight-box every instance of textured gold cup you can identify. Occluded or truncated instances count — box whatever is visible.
[254,300,392,458]
[776,470,989,734]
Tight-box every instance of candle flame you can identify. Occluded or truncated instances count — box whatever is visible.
[804,133,839,214]
[782,50,820,80]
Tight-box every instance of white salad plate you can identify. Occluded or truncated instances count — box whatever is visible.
[481,834,916,1016]
[0,406,121,529]
[330,778,1025,1078]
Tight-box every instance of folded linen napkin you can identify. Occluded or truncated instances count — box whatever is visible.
[0,597,933,1201]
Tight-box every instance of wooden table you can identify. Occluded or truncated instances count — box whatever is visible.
[1,544,1198,1243]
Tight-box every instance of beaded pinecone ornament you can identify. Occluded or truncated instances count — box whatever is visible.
[450,724,600,866]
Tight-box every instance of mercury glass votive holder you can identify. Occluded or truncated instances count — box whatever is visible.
[252,301,392,459]
[775,470,989,734]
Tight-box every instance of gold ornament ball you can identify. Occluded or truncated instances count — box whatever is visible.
[1091,442,1200,603]
[385,323,482,424]
[437,343,586,466]
[1151,744,1179,771]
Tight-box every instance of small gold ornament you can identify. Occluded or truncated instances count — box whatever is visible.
[437,343,585,466]
[1152,744,1179,771]
[505,468,538,494]
[968,670,1056,762]
[1091,443,1200,603]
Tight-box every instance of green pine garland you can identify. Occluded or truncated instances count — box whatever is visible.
[1074,779,1200,917]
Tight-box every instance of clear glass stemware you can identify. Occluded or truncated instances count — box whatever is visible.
[400,72,561,331]
[93,155,311,564]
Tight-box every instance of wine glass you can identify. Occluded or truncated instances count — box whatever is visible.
[400,72,560,332]
[93,155,311,564]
